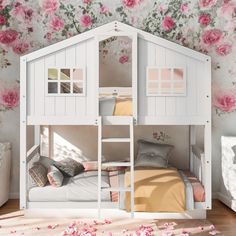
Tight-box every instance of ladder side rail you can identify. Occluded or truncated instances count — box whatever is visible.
[97,117,102,218]
[130,117,135,218]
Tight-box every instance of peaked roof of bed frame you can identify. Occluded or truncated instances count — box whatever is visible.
[21,21,210,63]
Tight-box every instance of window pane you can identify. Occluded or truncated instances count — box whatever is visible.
[60,69,70,80]
[48,68,58,80]
[148,68,158,81]
[148,82,158,95]
[161,69,171,80]
[73,82,83,94]
[48,82,58,93]
[73,69,83,81]
[60,82,71,93]
[173,68,184,80]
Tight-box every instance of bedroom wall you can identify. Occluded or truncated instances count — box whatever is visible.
[0,0,235,198]
[41,125,190,170]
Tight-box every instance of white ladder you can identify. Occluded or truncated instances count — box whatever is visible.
[97,116,135,218]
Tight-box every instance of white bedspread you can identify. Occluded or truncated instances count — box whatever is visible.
[29,171,110,202]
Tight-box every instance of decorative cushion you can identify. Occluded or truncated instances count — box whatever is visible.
[29,163,48,187]
[54,158,84,177]
[47,165,64,187]
[135,140,174,168]
[39,156,55,168]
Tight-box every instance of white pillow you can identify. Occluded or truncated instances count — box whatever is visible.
[99,97,116,116]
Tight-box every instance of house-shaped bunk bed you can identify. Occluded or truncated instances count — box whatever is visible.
[20,21,211,219]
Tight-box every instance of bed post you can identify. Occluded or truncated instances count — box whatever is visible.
[34,125,40,147]
[189,125,196,172]
[204,121,212,209]
[20,56,27,210]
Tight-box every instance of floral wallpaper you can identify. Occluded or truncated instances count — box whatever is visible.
[0,0,235,194]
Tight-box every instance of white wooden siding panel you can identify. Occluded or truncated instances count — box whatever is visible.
[75,41,86,116]
[27,62,34,116]
[86,38,95,116]
[186,58,197,116]
[44,54,55,116]
[34,58,45,116]
[165,49,176,116]
[65,46,76,116]
[147,42,156,116]
[171,51,186,116]
[196,61,208,116]
[138,38,147,116]
[155,45,166,116]
[55,50,66,115]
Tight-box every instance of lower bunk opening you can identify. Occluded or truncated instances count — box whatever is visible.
[25,124,209,218]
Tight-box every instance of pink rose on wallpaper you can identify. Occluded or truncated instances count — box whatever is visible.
[220,2,236,18]
[49,16,64,31]
[199,0,217,8]
[213,91,236,113]
[123,0,137,8]
[42,0,59,15]
[198,14,211,26]
[12,40,29,55]
[216,43,232,56]
[119,55,129,64]
[202,29,223,45]
[100,5,109,14]
[83,0,92,4]
[12,4,33,22]
[162,16,175,31]
[0,15,6,25]
[80,15,92,27]
[0,87,20,110]
[180,3,188,14]
[0,29,18,44]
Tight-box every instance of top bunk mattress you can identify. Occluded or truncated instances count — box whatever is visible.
[28,171,110,202]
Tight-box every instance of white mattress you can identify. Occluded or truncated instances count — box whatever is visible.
[29,171,111,202]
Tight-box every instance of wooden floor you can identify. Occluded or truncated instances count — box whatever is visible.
[0,199,236,235]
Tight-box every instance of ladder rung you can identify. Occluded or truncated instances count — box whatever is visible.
[102,138,130,143]
[101,187,131,192]
[102,162,131,167]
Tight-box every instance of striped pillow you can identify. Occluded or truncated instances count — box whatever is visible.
[29,163,47,187]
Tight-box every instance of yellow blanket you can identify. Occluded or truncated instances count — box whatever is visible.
[113,98,132,116]
[125,168,185,212]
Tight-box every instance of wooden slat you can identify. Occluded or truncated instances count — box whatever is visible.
[75,42,86,116]
[155,45,166,116]
[146,42,156,116]
[138,38,147,116]
[86,38,96,116]
[34,58,45,116]
[44,54,55,116]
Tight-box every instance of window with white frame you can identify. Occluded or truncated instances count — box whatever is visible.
[146,67,186,96]
[47,68,86,96]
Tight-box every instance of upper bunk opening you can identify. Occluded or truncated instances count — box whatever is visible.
[99,36,133,117]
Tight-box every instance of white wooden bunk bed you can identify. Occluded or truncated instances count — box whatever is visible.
[20,21,211,219]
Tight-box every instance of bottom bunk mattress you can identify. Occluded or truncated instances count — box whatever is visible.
[28,171,110,202]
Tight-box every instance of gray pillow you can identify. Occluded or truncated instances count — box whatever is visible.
[39,156,55,169]
[47,165,64,187]
[29,163,48,187]
[54,158,84,177]
[99,97,116,116]
[135,140,174,168]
